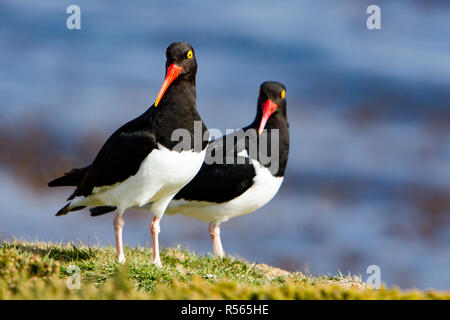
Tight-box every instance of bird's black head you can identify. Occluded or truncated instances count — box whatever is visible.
[256,81,287,134]
[155,42,197,107]
[165,42,197,80]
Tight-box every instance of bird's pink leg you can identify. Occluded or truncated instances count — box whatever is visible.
[209,222,225,257]
[113,213,126,263]
[151,216,162,266]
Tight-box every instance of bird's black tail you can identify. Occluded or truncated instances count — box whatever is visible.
[48,166,90,187]
[90,206,117,216]
[55,203,86,216]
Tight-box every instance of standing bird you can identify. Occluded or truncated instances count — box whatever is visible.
[165,81,289,256]
[48,42,208,266]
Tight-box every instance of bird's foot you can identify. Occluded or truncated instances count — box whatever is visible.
[117,255,126,264]
[152,258,162,267]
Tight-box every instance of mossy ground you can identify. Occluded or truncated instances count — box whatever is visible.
[0,240,448,300]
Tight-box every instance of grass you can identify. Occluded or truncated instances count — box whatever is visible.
[0,240,448,300]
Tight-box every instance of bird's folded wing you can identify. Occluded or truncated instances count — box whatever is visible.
[69,130,157,199]
[174,160,256,203]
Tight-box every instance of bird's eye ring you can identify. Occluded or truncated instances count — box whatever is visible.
[281,89,286,99]
[187,50,193,59]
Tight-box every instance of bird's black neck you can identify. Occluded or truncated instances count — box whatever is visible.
[147,78,208,151]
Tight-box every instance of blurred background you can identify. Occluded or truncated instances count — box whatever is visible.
[0,0,449,289]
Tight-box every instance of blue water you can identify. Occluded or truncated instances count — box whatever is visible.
[0,0,449,289]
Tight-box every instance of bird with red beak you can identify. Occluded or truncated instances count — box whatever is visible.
[165,81,289,257]
[48,42,208,266]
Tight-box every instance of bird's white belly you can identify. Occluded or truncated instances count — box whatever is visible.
[84,144,206,212]
[167,161,283,223]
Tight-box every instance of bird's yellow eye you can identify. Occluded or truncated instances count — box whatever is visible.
[187,50,193,59]
[281,89,286,99]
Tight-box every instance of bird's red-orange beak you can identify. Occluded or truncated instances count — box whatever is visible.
[258,99,278,135]
[154,63,183,107]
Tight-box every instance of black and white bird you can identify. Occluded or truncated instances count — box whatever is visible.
[165,81,289,256]
[48,42,208,266]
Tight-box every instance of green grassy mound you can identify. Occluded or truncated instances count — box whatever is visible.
[0,241,448,300]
